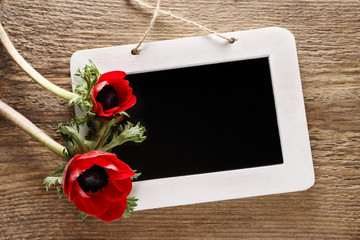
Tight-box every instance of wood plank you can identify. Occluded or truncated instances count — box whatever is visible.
[0,0,359,239]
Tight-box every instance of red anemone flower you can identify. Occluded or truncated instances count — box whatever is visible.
[62,151,135,222]
[91,71,136,118]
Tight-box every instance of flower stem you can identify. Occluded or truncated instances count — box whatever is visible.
[0,100,66,158]
[0,23,78,101]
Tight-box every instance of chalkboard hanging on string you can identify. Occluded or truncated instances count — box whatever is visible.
[71,27,315,211]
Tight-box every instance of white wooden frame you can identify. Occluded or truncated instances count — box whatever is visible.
[71,27,315,211]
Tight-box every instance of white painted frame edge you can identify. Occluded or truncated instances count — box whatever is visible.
[70,27,314,211]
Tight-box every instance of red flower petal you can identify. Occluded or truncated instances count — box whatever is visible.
[63,155,87,195]
[103,106,121,116]
[111,178,133,195]
[63,157,94,196]
[111,79,131,102]
[73,190,111,217]
[62,151,135,222]
[118,95,136,113]
[99,179,131,201]
[69,179,90,202]
[88,157,118,170]
[94,101,109,117]
[91,81,108,99]
[96,198,128,222]
[76,150,109,159]
[90,70,136,118]
[90,152,135,174]
[107,168,135,181]
[98,71,126,84]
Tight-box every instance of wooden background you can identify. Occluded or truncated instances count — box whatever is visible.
[0,0,359,239]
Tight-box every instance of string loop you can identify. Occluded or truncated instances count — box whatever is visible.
[131,0,161,55]
[131,0,235,55]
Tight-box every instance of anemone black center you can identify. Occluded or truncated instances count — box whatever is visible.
[96,85,119,111]
[77,165,109,193]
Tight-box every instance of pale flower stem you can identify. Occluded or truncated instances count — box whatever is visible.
[0,23,78,101]
[0,100,66,158]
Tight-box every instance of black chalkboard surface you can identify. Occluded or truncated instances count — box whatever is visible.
[114,57,283,181]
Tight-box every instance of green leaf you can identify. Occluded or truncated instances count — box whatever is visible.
[100,121,146,152]
[43,176,63,191]
[52,163,65,176]
[68,96,82,107]
[120,111,130,118]
[70,114,88,128]
[122,196,138,218]
[80,211,88,220]
[57,186,64,199]
[93,116,123,149]
[83,116,104,141]
[62,148,72,162]
[69,59,101,124]
[131,170,141,180]
[84,115,126,150]
[58,123,93,158]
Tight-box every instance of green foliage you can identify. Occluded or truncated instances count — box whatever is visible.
[79,211,88,220]
[78,196,139,220]
[57,186,64,199]
[61,60,146,159]
[122,196,138,218]
[51,163,65,175]
[46,60,146,218]
[59,112,146,159]
[43,164,65,198]
[131,170,141,180]
[43,176,62,191]
[70,59,100,116]
[86,115,123,150]
[58,122,92,159]
[100,121,147,152]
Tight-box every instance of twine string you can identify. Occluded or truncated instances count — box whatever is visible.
[131,0,235,55]
[131,0,161,55]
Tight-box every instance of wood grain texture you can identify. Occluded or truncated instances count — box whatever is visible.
[0,0,359,239]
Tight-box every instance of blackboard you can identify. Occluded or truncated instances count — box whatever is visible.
[115,57,283,181]
[72,28,314,210]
